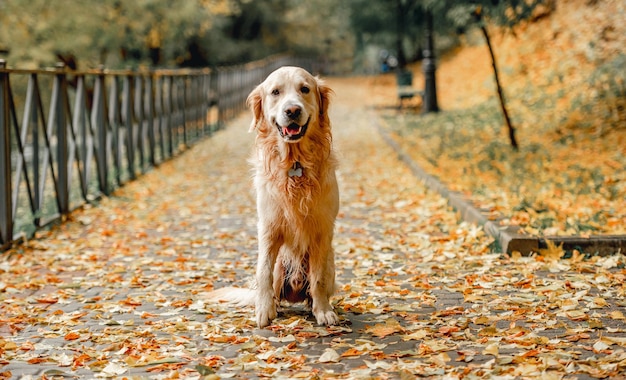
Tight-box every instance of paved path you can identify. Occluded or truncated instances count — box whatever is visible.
[1,79,625,379]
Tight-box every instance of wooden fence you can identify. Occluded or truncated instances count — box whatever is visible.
[0,56,319,249]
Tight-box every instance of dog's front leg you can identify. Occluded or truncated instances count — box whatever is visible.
[309,242,339,326]
[255,226,281,328]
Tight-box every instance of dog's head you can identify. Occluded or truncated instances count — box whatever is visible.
[247,66,332,143]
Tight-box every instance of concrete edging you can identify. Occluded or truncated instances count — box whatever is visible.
[374,117,626,256]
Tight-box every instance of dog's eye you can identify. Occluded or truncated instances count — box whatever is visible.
[301,86,310,94]
[271,89,280,96]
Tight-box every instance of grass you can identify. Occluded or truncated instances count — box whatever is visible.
[380,52,625,237]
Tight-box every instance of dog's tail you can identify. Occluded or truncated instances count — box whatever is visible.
[202,287,257,307]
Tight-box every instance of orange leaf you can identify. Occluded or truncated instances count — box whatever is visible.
[65,332,81,341]
[36,297,58,304]
[341,348,364,357]
[120,298,142,307]
[365,318,405,338]
[520,349,540,358]
[146,363,185,372]
[438,326,460,335]
[171,299,193,308]
[208,335,237,343]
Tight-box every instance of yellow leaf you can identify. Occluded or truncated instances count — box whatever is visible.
[609,310,625,320]
[402,330,428,341]
[538,239,564,261]
[0,339,17,351]
[483,342,499,356]
[590,297,608,308]
[430,352,451,366]
[474,316,490,325]
[478,326,499,336]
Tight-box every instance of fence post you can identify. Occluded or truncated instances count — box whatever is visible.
[165,75,174,157]
[134,73,145,172]
[153,74,165,162]
[0,60,12,246]
[145,71,156,167]
[93,66,110,195]
[216,69,223,128]
[122,71,136,180]
[181,76,188,147]
[54,62,70,215]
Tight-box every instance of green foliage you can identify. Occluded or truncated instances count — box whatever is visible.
[0,0,351,69]
[422,0,554,30]
[345,0,552,72]
[0,0,218,68]
[568,53,626,132]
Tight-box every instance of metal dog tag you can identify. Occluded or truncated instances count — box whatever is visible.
[288,162,303,177]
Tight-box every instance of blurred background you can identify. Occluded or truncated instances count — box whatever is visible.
[0,0,595,74]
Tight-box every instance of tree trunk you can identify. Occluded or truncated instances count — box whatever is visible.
[480,24,518,150]
[396,0,407,69]
[422,10,439,113]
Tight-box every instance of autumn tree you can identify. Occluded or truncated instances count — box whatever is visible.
[346,0,553,147]
[426,0,555,149]
[0,0,219,68]
[0,0,350,69]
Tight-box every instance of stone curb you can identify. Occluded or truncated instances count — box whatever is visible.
[373,116,626,256]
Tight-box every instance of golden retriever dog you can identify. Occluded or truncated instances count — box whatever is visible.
[206,66,339,328]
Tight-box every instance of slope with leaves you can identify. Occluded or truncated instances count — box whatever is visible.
[373,0,626,237]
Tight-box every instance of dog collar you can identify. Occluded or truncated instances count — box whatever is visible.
[288,161,303,177]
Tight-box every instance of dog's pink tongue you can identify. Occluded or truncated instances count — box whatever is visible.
[284,124,300,135]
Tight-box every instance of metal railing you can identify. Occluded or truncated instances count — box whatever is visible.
[1,55,318,249]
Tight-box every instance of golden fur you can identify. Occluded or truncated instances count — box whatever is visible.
[206,66,339,328]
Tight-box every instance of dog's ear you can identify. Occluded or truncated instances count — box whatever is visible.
[246,85,263,132]
[317,78,333,123]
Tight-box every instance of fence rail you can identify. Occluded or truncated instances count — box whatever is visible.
[1,55,319,249]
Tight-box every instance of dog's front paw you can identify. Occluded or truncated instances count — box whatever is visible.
[255,297,277,328]
[313,308,339,326]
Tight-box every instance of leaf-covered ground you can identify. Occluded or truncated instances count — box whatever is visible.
[1,78,626,379]
[370,0,626,237]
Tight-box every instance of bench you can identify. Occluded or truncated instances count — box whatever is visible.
[396,70,424,109]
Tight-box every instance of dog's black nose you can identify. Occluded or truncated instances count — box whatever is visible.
[285,105,301,120]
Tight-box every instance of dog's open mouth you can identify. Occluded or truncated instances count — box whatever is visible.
[276,117,310,141]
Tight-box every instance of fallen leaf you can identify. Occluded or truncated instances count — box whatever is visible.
[319,348,340,363]
[609,311,625,320]
[101,362,127,376]
[539,240,565,262]
[341,348,364,357]
[64,332,80,341]
[483,343,499,356]
[402,330,428,341]
[365,318,405,338]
